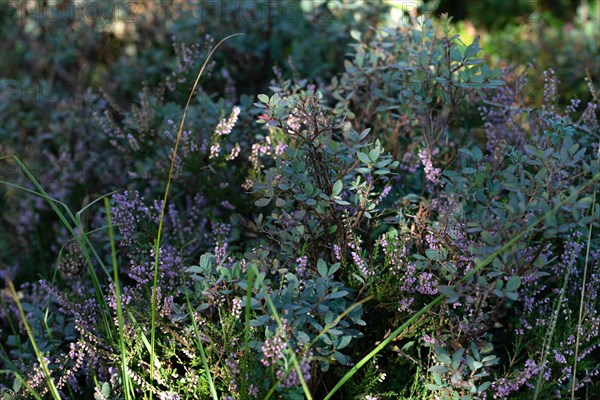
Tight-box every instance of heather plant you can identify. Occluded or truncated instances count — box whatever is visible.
[1,5,600,400]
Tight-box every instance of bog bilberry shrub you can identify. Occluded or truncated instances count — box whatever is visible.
[1,8,599,400]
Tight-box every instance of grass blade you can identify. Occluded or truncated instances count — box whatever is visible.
[183,280,219,400]
[570,189,596,399]
[148,33,245,396]
[104,197,135,400]
[6,278,61,400]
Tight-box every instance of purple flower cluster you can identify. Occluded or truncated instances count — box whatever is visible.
[418,148,441,185]
[542,68,558,113]
[215,106,241,136]
[295,256,309,281]
[277,355,312,388]
[492,359,545,399]
[128,245,182,292]
[112,191,161,246]
[417,272,438,295]
[261,333,288,367]
[333,244,342,261]
[261,319,292,368]
[249,135,287,171]
[349,240,373,277]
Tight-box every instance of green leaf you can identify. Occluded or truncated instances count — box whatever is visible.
[332,180,343,197]
[250,315,270,327]
[351,272,365,284]
[466,355,477,371]
[317,259,328,277]
[326,291,349,300]
[199,253,216,269]
[357,151,371,164]
[296,331,310,344]
[505,275,521,292]
[438,285,459,303]
[450,48,463,62]
[425,249,440,261]
[504,291,519,301]
[275,198,286,207]
[452,348,465,370]
[435,346,451,365]
[337,335,352,350]
[369,147,381,161]
[333,351,350,365]
[464,58,484,65]
[478,382,492,392]
[258,94,269,103]
[402,341,415,351]
[101,382,111,398]
[255,198,271,207]
[481,231,495,244]
[328,263,341,275]
[359,128,371,140]
[429,365,448,374]
[464,37,480,59]
[13,378,22,394]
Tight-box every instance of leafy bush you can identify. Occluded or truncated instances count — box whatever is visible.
[1,4,599,400]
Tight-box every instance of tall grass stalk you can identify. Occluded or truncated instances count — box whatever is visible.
[183,279,219,400]
[240,260,256,400]
[570,190,596,400]
[533,252,572,399]
[147,33,245,396]
[0,156,114,340]
[104,197,135,399]
[6,278,61,400]
[323,172,600,400]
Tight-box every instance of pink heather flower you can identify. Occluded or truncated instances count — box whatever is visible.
[261,334,287,367]
[215,106,240,136]
[418,148,441,184]
[277,354,312,388]
[226,143,240,160]
[242,179,253,191]
[374,185,392,206]
[209,143,221,159]
[231,298,243,318]
[542,68,558,113]
[417,272,438,295]
[295,256,309,280]
[214,241,228,265]
[352,251,372,277]
[275,141,287,155]
[553,350,567,364]
[333,244,342,261]
[398,297,414,312]
[422,334,436,345]
[286,112,302,132]
[220,200,235,210]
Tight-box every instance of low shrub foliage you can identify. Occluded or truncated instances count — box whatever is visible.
[1,3,599,399]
